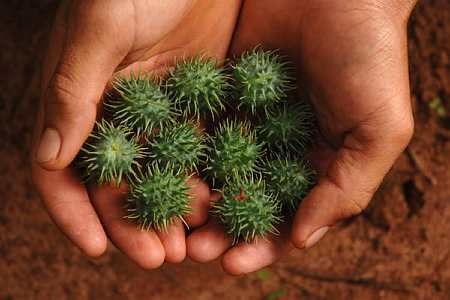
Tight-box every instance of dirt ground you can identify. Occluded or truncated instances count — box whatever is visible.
[0,1,449,299]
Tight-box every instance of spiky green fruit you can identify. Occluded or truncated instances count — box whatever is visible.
[264,157,316,212]
[233,48,294,114]
[257,102,315,155]
[207,120,263,184]
[168,56,229,119]
[127,165,191,231]
[79,120,145,185]
[109,74,175,136]
[213,177,281,243]
[150,122,208,172]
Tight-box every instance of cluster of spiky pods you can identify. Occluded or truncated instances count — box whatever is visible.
[78,48,316,242]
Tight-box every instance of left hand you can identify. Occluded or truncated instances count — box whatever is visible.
[187,0,416,275]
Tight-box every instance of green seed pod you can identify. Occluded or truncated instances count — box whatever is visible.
[233,48,294,114]
[109,73,175,136]
[264,157,316,212]
[207,120,263,184]
[168,56,229,119]
[79,120,145,186]
[127,165,191,231]
[150,122,208,172]
[213,177,281,243]
[257,102,315,155]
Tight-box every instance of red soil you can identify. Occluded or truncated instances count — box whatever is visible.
[0,1,449,299]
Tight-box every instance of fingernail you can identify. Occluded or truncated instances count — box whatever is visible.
[36,128,61,163]
[304,226,329,249]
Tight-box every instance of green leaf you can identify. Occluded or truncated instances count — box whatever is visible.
[256,268,272,281]
[265,288,286,300]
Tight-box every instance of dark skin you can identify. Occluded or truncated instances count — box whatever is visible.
[187,0,416,274]
[32,0,416,274]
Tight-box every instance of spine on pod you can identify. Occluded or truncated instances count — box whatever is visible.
[127,164,191,232]
[168,56,230,120]
[149,121,208,173]
[109,73,176,136]
[213,176,281,243]
[263,156,316,212]
[207,120,263,186]
[232,48,294,114]
[79,119,145,186]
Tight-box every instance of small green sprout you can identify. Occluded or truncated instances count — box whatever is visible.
[429,97,447,118]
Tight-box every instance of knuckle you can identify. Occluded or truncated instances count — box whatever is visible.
[348,187,375,216]
[325,175,372,219]
[346,198,365,216]
[49,68,80,108]
[333,193,369,222]
[47,66,96,119]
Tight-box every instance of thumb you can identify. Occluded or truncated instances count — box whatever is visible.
[291,118,413,249]
[34,8,127,170]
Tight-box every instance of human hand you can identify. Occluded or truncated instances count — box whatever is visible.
[31,0,241,268]
[187,0,416,274]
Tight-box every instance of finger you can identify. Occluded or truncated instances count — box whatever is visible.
[89,183,165,269]
[186,218,232,263]
[291,121,413,249]
[31,166,107,257]
[184,176,212,228]
[222,227,292,275]
[34,2,130,170]
[156,220,186,263]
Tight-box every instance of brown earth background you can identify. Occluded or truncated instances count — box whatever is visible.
[1,1,449,299]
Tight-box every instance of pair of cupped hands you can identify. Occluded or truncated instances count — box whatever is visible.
[31,0,416,275]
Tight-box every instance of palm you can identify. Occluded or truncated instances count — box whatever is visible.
[187,0,414,274]
[109,1,239,76]
[85,0,240,265]
[229,0,414,204]
[231,0,411,143]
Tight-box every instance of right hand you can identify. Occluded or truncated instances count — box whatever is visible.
[31,0,241,268]
[187,0,415,275]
